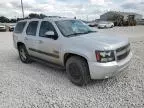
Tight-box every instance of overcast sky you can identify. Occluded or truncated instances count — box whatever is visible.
[0,0,144,20]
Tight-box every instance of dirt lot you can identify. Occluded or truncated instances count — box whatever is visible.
[0,26,144,108]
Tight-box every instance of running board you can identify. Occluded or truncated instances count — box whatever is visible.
[30,56,65,70]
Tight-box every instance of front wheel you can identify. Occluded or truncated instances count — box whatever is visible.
[18,45,31,63]
[66,56,90,86]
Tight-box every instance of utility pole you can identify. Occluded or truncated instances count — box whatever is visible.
[21,0,24,18]
[87,15,88,21]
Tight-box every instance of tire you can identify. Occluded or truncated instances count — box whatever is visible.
[66,56,90,86]
[9,28,11,32]
[18,45,31,63]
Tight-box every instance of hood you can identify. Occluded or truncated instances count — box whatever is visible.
[69,32,129,50]
[0,25,5,27]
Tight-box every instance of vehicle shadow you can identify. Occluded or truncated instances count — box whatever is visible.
[16,56,128,87]
[0,30,6,32]
[86,70,129,88]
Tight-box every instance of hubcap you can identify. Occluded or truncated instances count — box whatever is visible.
[19,48,27,61]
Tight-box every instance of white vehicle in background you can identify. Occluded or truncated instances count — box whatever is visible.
[88,22,98,27]
[98,21,114,29]
[9,23,16,32]
[0,23,6,32]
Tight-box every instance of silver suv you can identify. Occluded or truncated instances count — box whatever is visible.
[13,17,132,86]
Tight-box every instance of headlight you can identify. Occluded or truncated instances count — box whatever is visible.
[2,26,5,29]
[95,50,115,63]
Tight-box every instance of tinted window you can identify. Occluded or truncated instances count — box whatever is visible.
[39,21,57,37]
[14,22,26,33]
[26,21,38,36]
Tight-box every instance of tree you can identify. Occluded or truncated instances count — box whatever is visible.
[39,14,47,18]
[29,13,40,18]
[0,16,9,23]
[9,19,17,23]
[0,13,48,23]
[28,13,47,19]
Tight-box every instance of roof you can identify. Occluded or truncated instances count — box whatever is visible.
[43,17,74,21]
[18,17,75,22]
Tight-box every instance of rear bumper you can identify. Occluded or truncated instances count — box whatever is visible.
[88,52,132,79]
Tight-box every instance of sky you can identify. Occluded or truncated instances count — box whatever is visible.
[0,0,144,20]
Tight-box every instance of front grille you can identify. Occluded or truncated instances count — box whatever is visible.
[116,43,130,61]
[116,43,130,52]
[117,50,130,60]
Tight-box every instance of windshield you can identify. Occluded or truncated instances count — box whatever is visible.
[55,20,95,37]
[10,24,15,26]
[0,23,5,26]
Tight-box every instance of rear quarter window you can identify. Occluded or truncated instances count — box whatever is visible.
[26,21,38,36]
[14,21,27,33]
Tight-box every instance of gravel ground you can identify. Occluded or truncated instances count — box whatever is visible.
[0,26,144,108]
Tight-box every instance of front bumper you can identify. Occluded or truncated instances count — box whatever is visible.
[9,27,14,31]
[88,52,132,79]
[98,25,105,28]
[0,28,6,31]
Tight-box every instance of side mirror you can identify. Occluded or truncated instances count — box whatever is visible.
[45,31,55,36]
[44,31,58,40]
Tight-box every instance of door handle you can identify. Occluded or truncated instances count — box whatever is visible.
[24,37,28,41]
[38,40,43,44]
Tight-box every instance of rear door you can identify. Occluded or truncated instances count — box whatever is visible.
[24,21,39,57]
[13,21,27,49]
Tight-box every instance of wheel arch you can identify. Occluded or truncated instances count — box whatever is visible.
[64,52,91,82]
[63,53,89,66]
[17,42,25,49]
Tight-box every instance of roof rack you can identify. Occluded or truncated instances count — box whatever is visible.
[43,16,66,19]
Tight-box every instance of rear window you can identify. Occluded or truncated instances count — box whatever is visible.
[14,22,27,33]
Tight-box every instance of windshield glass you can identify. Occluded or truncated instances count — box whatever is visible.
[10,24,16,26]
[0,23,5,26]
[55,20,95,37]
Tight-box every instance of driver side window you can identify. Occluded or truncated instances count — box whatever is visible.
[39,21,57,37]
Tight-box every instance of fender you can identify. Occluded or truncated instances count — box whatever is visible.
[60,47,93,66]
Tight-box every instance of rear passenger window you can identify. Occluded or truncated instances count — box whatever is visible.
[14,22,26,33]
[26,21,38,36]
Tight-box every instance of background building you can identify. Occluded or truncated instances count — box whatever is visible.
[100,11,143,21]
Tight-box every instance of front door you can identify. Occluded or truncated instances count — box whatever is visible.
[36,21,61,64]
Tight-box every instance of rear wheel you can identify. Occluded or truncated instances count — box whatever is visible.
[18,45,31,63]
[66,56,90,86]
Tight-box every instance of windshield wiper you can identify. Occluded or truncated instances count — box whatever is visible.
[83,31,97,34]
[67,32,87,37]
[66,31,96,37]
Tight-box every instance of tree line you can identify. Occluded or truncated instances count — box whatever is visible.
[0,13,47,23]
